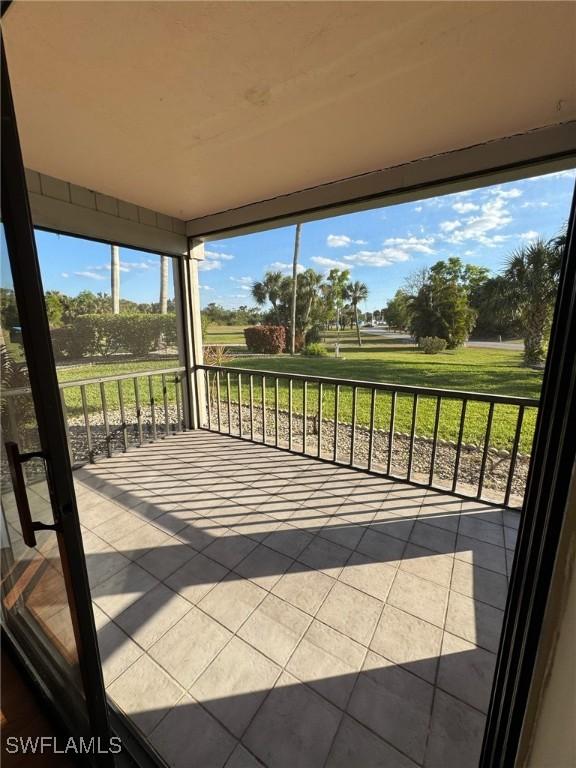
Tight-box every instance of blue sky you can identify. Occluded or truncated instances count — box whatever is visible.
[36,168,575,312]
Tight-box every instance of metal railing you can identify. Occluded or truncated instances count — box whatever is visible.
[3,366,186,465]
[198,364,540,509]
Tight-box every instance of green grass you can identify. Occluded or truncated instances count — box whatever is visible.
[218,343,542,453]
[54,335,542,453]
[204,324,246,345]
[57,358,181,419]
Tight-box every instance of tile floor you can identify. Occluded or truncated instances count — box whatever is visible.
[75,431,518,768]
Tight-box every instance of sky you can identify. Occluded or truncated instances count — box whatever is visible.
[35,168,575,312]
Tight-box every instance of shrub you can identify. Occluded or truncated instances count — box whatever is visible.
[118,314,159,356]
[305,326,322,345]
[419,336,448,355]
[244,326,285,354]
[302,342,328,357]
[283,330,304,353]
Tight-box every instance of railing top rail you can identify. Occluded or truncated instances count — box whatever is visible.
[3,366,186,396]
[198,363,540,408]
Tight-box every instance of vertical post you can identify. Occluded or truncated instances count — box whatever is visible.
[117,380,128,452]
[262,376,267,444]
[387,391,397,475]
[111,245,120,314]
[317,383,323,458]
[134,378,144,445]
[162,373,170,436]
[333,384,340,462]
[176,242,206,429]
[100,382,111,458]
[350,386,357,466]
[290,223,302,356]
[302,380,308,454]
[60,389,74,465]
[367,388,376,471]
[80,385,93,463]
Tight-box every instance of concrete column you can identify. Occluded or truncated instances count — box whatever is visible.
[160,254,169,313]
[173,240,206,429]
[188,240,206,427]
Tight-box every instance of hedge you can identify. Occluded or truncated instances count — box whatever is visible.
[51,313,178,360]
[244,326,285,354]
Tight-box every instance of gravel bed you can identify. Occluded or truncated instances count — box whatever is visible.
[64,403,527,507]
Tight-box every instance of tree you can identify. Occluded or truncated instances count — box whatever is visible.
[44,291,65,326]
[345,280,369,346]
[290,224,302,355]
[407,259,477,348]
[251,271,284,319]
[504,238,561,366]
[383,290,411,331]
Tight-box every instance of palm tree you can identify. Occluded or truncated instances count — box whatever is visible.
[345,280,369,346]
[504,238,561,366]
[251,271,284,318]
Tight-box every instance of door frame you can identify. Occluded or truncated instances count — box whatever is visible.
[1,40,111,750]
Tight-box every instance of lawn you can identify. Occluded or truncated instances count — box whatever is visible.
[54,332,543,453]
[219,338,542,453]
[204,324,246,345]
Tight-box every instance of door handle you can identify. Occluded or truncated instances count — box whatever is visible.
[4,441,60,547]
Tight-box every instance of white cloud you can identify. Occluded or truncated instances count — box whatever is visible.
[383,236,435,254]
[267,261,305,274]
[311,256,353,270]
[452,201,479,214]
[414,206,423,213]
[327,234,367,248]
[520,201,549,208]
[440,196,514,247]
[61,272,69,278]
[520,230,539,241]
[199,250,234,272]
[491,187,522,199]
[73,270,106,281]
[230,276,253,286]
[342,249,410,268]
[439,220,461,233]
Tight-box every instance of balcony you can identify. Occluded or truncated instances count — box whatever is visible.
[74,425,518,768]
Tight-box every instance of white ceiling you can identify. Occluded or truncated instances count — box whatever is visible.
[4,1,575,221]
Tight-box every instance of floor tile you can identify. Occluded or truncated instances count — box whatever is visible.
[437,632,496,713]
[149,693,237,768]
[326,715,418,768]
[243,671,341,768]
[165,553,229,604]
[388,570,448,628]
[338,551,395,602]
[400,543,454,587]
[450,559,508,610]
[445,591,504,653]
[113,524,174,561]
[286,620,365,708]
[92,562,159,619]
[455,534,507,575]
[202,533,258,570]
[199,573,267,632]
[298,537,351,577]
[86,549,132,590]
[425,690,486,768]
[356,528,406,566]
[371,605,442,684]
[316,582,382,646]
[191,637,281,737]
[238,594,311,665]
[92,604,144,685]
[409,521,456,555]
[263,524,313,559]
[348,650,434,764]
[107,655,183,735]
[149,606,232,688]
[137,540,197,581]
[225,744,264,768]
[114,583,191,649]
[271,562,335,615]
[458,516,505,548]
[234,544,293,591]
[91,509,147,545]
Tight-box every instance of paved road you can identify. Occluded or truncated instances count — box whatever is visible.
[360,328,523,350]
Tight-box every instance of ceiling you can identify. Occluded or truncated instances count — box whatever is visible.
[3,1,575,221]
